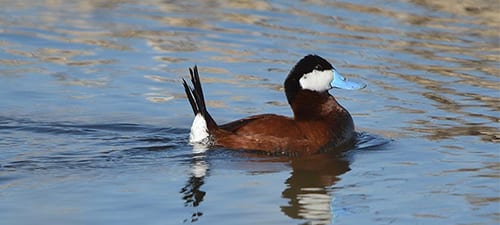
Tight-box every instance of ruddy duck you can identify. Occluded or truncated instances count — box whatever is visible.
[182,55,365,156]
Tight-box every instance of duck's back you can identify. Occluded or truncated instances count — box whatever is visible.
[220,114,298,136]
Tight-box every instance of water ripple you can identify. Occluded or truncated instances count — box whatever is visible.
[0,1,498,224]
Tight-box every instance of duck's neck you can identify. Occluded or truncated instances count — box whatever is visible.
[290,90,356,147]
[292,91,353,127]
[291,91,335,119]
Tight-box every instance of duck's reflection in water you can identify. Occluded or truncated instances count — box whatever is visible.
[180,144,209,223]
[180,145,350,224]
[281,153,350,224]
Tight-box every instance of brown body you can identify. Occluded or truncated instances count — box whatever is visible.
[213,92,355,156]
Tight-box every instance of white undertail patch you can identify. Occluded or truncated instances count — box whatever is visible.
[189,113,210,144]
[299,69,333,92]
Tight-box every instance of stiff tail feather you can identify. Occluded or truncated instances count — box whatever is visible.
[182,66,217,143]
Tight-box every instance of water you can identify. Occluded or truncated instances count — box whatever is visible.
[0,0,498,224]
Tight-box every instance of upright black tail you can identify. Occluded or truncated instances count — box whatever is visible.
[182,66,217,130]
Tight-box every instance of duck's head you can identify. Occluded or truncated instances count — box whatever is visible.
[284,54,366,104]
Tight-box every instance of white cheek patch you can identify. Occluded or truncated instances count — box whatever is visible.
[299,70,333,92]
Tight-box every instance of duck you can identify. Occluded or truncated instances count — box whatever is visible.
[182,54,365,156]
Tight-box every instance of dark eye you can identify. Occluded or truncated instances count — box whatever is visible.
[314,64,322,70]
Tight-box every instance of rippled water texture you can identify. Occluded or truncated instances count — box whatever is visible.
[0,1,499,224]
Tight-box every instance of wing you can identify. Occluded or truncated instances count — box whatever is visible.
[219,114,278,132]
[218,114,304,138]
[214,114,329,155]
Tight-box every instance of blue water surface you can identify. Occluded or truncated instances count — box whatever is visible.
[0,1,498,224]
